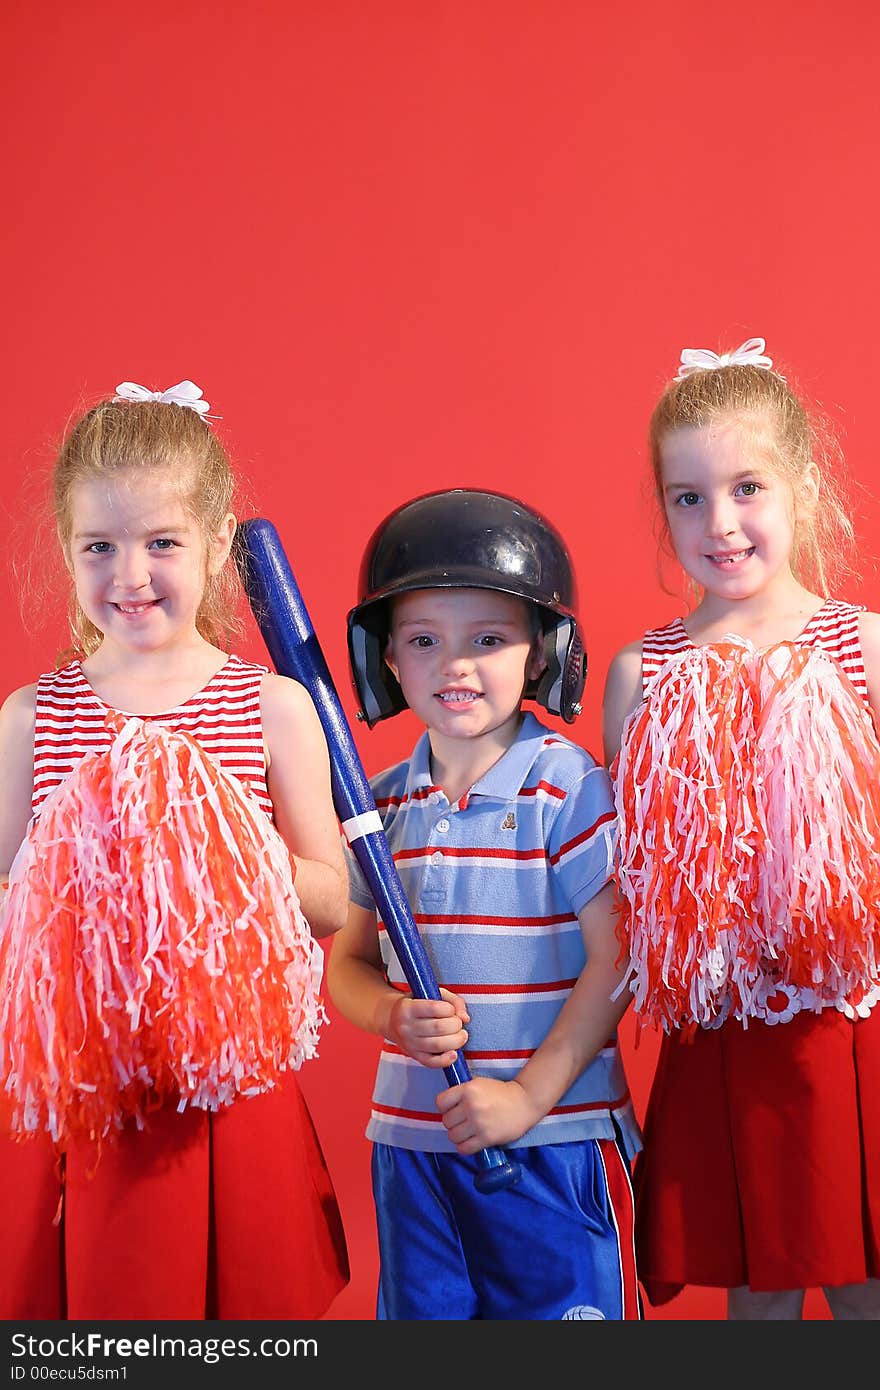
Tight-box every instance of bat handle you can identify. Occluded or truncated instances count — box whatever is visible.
[473,1149,523,1193]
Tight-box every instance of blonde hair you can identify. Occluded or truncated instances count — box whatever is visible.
[648,360,856,596]
[54,396,244,658]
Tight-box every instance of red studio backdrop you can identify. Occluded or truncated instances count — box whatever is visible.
[3,1,880,1322]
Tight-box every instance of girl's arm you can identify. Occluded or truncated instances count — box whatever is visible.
[601,639,644,766]
[435,882,631,1151]
[327,900,469,1067]
[0,685,37,875]
[261,672,348,939]
[858,610,880,727]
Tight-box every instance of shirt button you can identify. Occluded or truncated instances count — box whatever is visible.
[436,818,450,833]
[431,852,443,866]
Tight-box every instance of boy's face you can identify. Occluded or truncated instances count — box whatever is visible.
[385,588,545,746]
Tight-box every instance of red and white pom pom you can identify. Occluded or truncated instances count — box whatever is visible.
[612,640,880,1032]
[0,717,326,1147]
[754,644,880,1009]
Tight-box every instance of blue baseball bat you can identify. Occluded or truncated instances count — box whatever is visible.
[235,518,521,1194]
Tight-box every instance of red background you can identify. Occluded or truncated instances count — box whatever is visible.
[4,1,880,1321]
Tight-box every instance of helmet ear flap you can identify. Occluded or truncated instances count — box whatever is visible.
[560,629,587,722]
[532,616,587,722]
[347,606,407,727]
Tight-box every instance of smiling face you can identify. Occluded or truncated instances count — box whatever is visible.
[385,587,545,751]
[66,466,235,657]
[658,416,812,602]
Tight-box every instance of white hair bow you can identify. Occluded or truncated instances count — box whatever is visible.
[676,337,774,380]
[113,379,212,417]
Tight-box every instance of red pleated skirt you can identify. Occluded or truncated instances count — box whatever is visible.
[634,1006,880,1304]
[0,1074,349,1319]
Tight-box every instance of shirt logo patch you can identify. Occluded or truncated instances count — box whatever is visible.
[501,811,517,831]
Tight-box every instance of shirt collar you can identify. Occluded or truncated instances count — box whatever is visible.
[403,730,437,797]
[402,711,554,802]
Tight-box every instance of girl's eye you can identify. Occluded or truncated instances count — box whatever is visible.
[476,634,503,647]
[410,635,436,648]
[737,482,760,497]
[150,537,177,550]
[86,541,113,554]
[676,492,701,508]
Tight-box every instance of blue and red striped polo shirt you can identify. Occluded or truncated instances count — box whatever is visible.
[347,712,642,1158]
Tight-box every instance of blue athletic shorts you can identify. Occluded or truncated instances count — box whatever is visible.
[372,1136,640,1320]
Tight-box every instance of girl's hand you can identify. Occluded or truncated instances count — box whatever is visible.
[435,1077,539,1153]
[387,986,469,1068]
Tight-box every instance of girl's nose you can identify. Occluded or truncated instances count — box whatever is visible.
[112,549,150,589]
[705,498,737,537]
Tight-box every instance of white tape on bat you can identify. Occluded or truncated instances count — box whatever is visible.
[341,810,384,844]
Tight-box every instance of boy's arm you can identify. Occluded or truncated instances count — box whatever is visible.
[0,685,37,877]
[327,900,470,1068]
[509,882,631,1119]
[261,672,349,939]
[435,882,631,1152]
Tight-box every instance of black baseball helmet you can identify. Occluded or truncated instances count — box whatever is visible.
[347,488,587,727]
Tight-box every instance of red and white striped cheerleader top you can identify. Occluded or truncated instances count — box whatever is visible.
[641,598,868,700]
[31,655,274,820]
